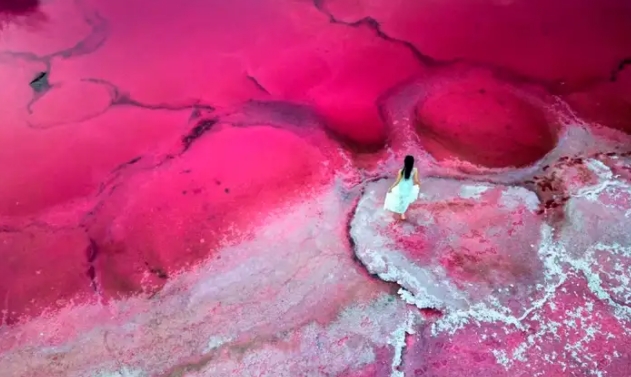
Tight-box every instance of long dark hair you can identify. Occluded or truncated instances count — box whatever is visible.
[402,155,414,179]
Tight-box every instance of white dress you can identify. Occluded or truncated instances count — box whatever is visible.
[384,168,420,214]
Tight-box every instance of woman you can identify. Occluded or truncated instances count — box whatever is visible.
[384,155,420,220]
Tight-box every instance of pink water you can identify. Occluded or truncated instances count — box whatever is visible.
[1,0,631,376]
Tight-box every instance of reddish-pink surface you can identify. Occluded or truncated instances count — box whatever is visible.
[413,67,559,167]
[1,0,631,376]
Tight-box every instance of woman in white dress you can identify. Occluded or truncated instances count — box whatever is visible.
[384,155,420,221]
